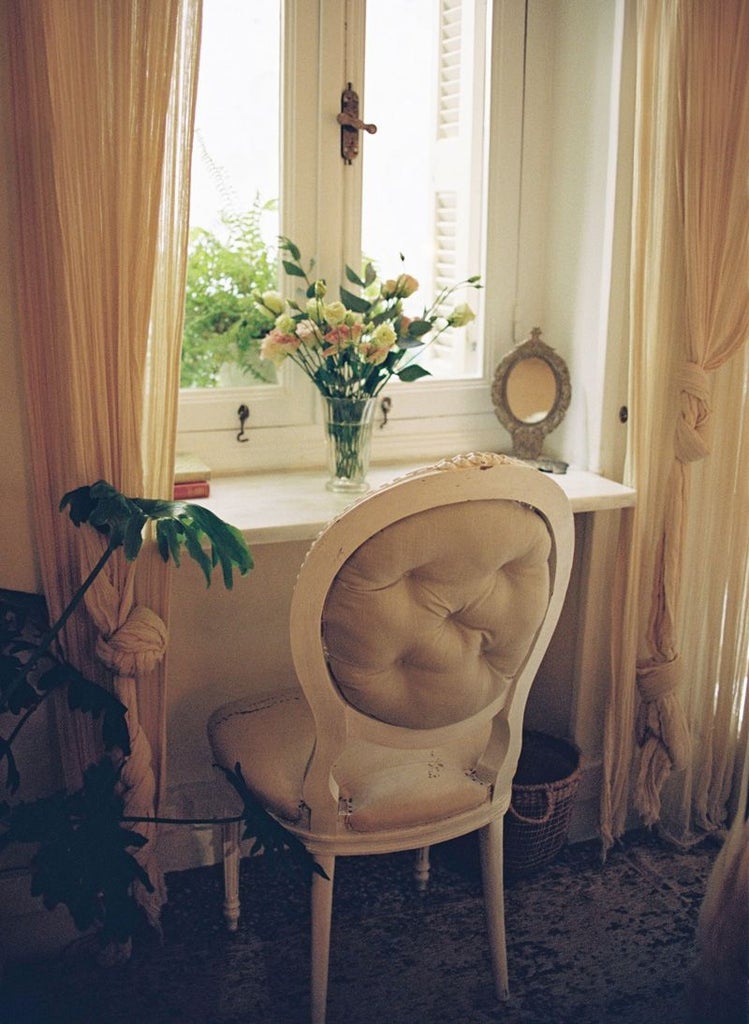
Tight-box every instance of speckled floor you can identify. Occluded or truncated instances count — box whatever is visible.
[1,830,723,1024]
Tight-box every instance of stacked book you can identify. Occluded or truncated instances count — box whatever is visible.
[173,453,211,500]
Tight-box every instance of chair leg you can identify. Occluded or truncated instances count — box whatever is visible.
[221,819,241,931]
[310,853,336,1024]
[414,846,431,891]
[479,817,509,1001]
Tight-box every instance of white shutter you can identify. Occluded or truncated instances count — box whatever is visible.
[427,0,484,376]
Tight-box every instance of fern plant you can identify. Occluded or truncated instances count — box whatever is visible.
[181,198,278,388]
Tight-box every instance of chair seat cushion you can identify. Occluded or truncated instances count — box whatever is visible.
[208,690,315,823]
[208,689,490,833]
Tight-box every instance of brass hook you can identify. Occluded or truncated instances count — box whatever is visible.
[379,397,392,429]
[237,404,250,442]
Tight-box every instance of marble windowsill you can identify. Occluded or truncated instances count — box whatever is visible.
[199,463,636,545]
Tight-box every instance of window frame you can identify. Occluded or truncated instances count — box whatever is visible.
[176,0,532,475]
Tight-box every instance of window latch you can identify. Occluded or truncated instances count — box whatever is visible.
[337,83,377,165]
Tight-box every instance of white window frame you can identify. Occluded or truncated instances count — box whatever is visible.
[176,0,532,475]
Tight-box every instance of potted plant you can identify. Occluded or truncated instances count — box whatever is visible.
[0,481,316,960]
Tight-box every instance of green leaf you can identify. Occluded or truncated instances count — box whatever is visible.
[122,509,147,561]
[279,236,301,261]
[59,485,97,526]
[397,364,432,383]
[155,518,183,567]
[187,505,253,577]
[1,759,152,942]
[37,662,71,692]
[118,490,251,589]
[216,762,328,881]
[407,319,434,337]
[282,260,306,278]
[181,522,213,587]
[67,671,130,755]
[0,738,20,794]
[344,264,365,288]
[364,261,377,287]
[339,286,371,314]
[4,677,39,715]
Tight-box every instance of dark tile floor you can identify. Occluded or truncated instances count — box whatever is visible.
[0,830,726,1024]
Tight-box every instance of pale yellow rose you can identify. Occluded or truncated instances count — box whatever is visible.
[323,301,347,326]
[275,314,297,334]
[371,322,397,348]
[261,291,285,316]
[381,278,398,299]
[306,298,322,322]
[448,303,475,328]
[313,279,327,299]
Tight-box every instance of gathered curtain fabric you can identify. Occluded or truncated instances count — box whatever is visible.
[602,0,749,848]
[7,0,202,927]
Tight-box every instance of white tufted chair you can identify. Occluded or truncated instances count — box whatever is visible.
[207,453,574,1023]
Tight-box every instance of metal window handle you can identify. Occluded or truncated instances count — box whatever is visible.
[337,83,377,164]
[337,111,377,134]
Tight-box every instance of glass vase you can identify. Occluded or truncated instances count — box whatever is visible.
[322,395,376,493]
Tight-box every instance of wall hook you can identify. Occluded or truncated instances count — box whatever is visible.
[379,396,392,429]
[236,403,250,442]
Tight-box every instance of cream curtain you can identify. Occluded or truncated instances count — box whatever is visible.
[602,0,749,847]
[8,0,202,928]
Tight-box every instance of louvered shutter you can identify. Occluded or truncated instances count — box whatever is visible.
[428,0,483,376]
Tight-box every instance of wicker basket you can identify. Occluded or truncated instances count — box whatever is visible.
[504,731,582,876]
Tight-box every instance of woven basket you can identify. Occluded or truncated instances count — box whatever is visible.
[504,731,582,876]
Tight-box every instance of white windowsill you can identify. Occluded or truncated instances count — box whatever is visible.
[198,462,636,546]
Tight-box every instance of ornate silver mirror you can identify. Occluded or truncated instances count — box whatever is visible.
[491,327,571,472]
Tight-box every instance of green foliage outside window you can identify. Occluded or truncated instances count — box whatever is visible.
[180,197,278,389]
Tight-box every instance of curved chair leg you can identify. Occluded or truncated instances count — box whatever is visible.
[310,853,336,1024]
[222,820,242,931]
[479,817,509,1001]
[414,846,431,891]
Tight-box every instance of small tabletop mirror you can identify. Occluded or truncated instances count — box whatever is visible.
[491,327,571,472]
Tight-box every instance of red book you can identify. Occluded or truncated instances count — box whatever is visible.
[173,480,210,500]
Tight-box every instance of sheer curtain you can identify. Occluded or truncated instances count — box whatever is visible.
[602,0,749,848]
[7,0,202,928]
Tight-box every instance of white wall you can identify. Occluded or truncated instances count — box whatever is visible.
[516,0,631,476]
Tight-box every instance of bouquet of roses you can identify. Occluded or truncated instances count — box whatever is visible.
[255,237,481,399]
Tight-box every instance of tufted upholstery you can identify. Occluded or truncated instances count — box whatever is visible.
[323,499,551,729]
[207,453,574,1024]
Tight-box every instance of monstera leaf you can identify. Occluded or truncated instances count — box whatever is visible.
[60,480,253,585]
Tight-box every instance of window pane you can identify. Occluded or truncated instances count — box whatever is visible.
[362,0,485,380]
[182,0,281,389]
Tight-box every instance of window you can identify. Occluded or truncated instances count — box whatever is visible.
[176,1,536,474]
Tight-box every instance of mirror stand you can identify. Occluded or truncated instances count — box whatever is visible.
[491,328,571,473]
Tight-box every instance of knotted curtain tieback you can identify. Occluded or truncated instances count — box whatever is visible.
[96,604,168,678]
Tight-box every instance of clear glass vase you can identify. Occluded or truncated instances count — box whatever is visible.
[322,395,376,493]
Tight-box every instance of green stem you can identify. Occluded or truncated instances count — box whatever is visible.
[122,813,242,826]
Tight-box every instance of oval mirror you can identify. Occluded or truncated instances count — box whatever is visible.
[491,327,571,469]
[505,356,558,424]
